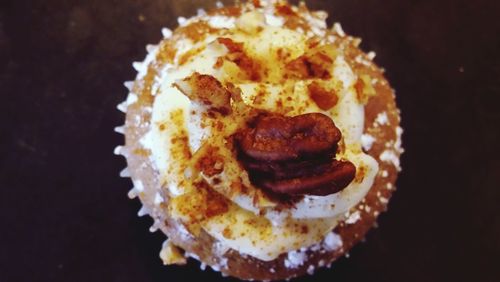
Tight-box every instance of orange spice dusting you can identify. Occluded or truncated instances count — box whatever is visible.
[307,81,338,110]
[276,48,292,61]
[354,164,366,183]
[178,47,204,66]
[300,225,309,234]
[169,109,192,160]
[172,191,205,223]
[354,78,365,102]
[133,148,150,157]
[275,3,297,16]
[230,181,249,196]
[222,227,234,239]
[138,68,158,104]
[175,181,230,223]
[235,54,261,81]
[285,55,310,78]
[283,15,310,31]
[285,50,333,79]
[283,106,294,114]
[203,183,230,218]
[276,98,284,109]
[159,123,166,131]
[177,21,218,42]
[308,52,334,78]
[195,146,225,177]
[354,74,377,104]
[244,218,257,225]
[252,0,262,8]
[306,37,321,49]
[157,40,177,64]
[217,37,244,52]
[217,37,262,81]
[253,90,266,105]
[213,57,224,69]
[210,6,242,17]
[215,120,224,131]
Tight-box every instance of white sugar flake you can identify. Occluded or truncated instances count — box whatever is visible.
[379,150,401,171]
[323,232,343,251]
[345,211,361,224]
[284,250,307,268]
[375,112,389,125]
[361,134,375,151]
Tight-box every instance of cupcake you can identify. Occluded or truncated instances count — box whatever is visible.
[115,0,403,280]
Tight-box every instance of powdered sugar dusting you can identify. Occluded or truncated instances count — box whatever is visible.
[177,16,187,26]
[125,93,138,105]
[154,193,164,205]
[114,125,125,134]
[332,23,345,37]
[127,187,139,199]
[345,210,361,224]
[146,44,157,53]
[132,61,144,72]
[375,112,389,126]
[137,206,148,217]
[123,81,134,91]
[367,51,376,60]
[354,54,371,66]
[379,150,401,171]
[197,8,206,16]
[113,145,124,155]
[119,167,130,177]
[149,220,160,232]
[361,134,375,151]
[133,180,144,192]
[323,232,343,251]
[116,101,127,113]
[395,126,404,154]
[284,250,307,268]
[161,27,173,38]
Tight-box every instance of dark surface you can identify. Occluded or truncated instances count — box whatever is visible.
[1,0,499,281]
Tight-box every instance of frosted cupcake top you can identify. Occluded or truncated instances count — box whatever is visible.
[138,0,379,261]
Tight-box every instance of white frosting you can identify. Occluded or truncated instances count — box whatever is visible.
[208,16,236,29]
[141,8,379,261]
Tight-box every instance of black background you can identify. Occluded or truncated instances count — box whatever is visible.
[1,0,499,281]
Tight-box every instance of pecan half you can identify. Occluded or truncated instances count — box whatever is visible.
[261,160,356,196]
[241,155,334,180]
[236,112,356,196]
[238,113,341,161]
